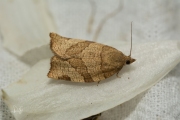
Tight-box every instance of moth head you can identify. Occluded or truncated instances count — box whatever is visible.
[125,56,136,65]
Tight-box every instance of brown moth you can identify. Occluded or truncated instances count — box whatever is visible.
[47,23,135,82]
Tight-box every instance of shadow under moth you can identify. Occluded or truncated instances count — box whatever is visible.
[48,24,135,83]
[82,113,101,120]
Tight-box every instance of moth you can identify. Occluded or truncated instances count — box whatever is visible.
[48,23,135,82]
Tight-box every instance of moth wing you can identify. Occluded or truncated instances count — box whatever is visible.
[100,46,125,78]
[50,33,94,59]
[47,50,122,83]
[48,33,125,82]
[48,55,100,82]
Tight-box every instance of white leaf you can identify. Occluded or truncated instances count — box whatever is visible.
[1,41,180,120]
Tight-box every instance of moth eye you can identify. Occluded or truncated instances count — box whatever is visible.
[126,60,130,64]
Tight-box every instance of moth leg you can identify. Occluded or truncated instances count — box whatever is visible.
[116,72,121,78]
[116,66,123,78]
[97,81,101,86]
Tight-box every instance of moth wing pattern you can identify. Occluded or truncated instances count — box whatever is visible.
[48,55,96,82]
[50,33,93,59]
[48,33,125,82]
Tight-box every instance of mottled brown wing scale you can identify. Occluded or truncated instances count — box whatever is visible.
[100,46,124,79]
[48,56,86,82]
[50,33,86,59]
[48,33,125,82]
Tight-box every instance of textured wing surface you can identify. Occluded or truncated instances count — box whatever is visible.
[48,33,125,82]
[50,33,93,59]
[48,55,119,82]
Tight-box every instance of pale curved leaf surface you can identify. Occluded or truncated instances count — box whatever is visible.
[1,41,180,120]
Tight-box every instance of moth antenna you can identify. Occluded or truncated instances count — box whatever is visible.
[129,21,133,57]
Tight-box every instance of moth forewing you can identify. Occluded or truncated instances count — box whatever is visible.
[48,23,135,83]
